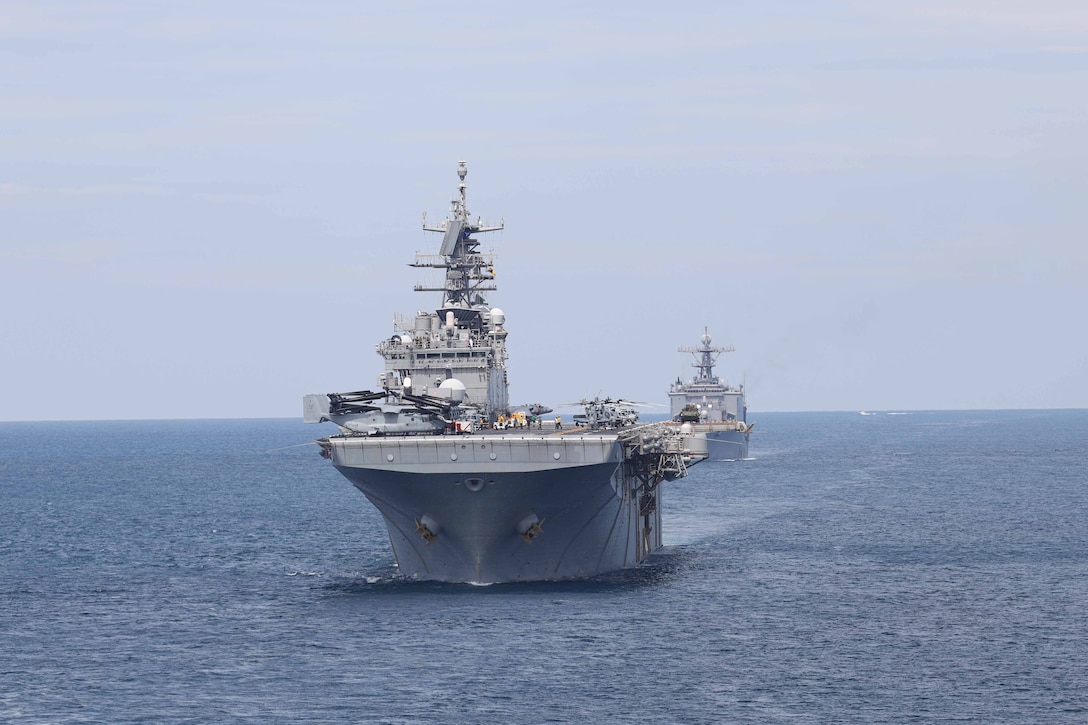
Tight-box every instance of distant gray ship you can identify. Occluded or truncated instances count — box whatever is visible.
[303,162,731,584]
[669,329,752,460]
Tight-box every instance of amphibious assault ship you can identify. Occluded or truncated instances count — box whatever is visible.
[303,162,725,584]
[669,329,752,460]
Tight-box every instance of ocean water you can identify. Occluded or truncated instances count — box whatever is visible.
[1,410,1086,724]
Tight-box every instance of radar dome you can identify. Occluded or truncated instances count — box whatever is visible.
[438,378,467,402]
[490,308,505,327]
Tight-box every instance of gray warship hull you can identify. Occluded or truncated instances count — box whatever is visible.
[703,428,749,461]
[322,428,708,583]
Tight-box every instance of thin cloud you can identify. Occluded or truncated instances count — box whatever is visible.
[898,1,1088,34]
[0,182,168,199]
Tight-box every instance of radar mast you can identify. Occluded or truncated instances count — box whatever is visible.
[677,327,735,383]
[415,161,504,312]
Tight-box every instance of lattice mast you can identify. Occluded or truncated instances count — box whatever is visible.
[677,327,734,383]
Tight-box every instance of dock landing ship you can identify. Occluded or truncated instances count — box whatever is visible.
[304,162,730,583]
[669,329,752,460]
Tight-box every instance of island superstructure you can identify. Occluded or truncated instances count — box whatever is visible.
[668,329,752,460]
[304,162,726,584]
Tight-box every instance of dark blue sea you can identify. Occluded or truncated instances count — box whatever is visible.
[2,410,1086,724]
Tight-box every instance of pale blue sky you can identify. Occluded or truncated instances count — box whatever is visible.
[2,1,1086,420]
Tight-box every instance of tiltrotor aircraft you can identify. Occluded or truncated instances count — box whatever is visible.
[303,389,469,436]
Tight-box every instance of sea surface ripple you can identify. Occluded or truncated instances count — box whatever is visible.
[2,410,1086,723]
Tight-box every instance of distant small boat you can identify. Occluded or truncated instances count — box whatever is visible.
[859,411,875,416]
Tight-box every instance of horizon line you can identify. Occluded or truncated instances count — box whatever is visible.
[3,407,1087,424]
